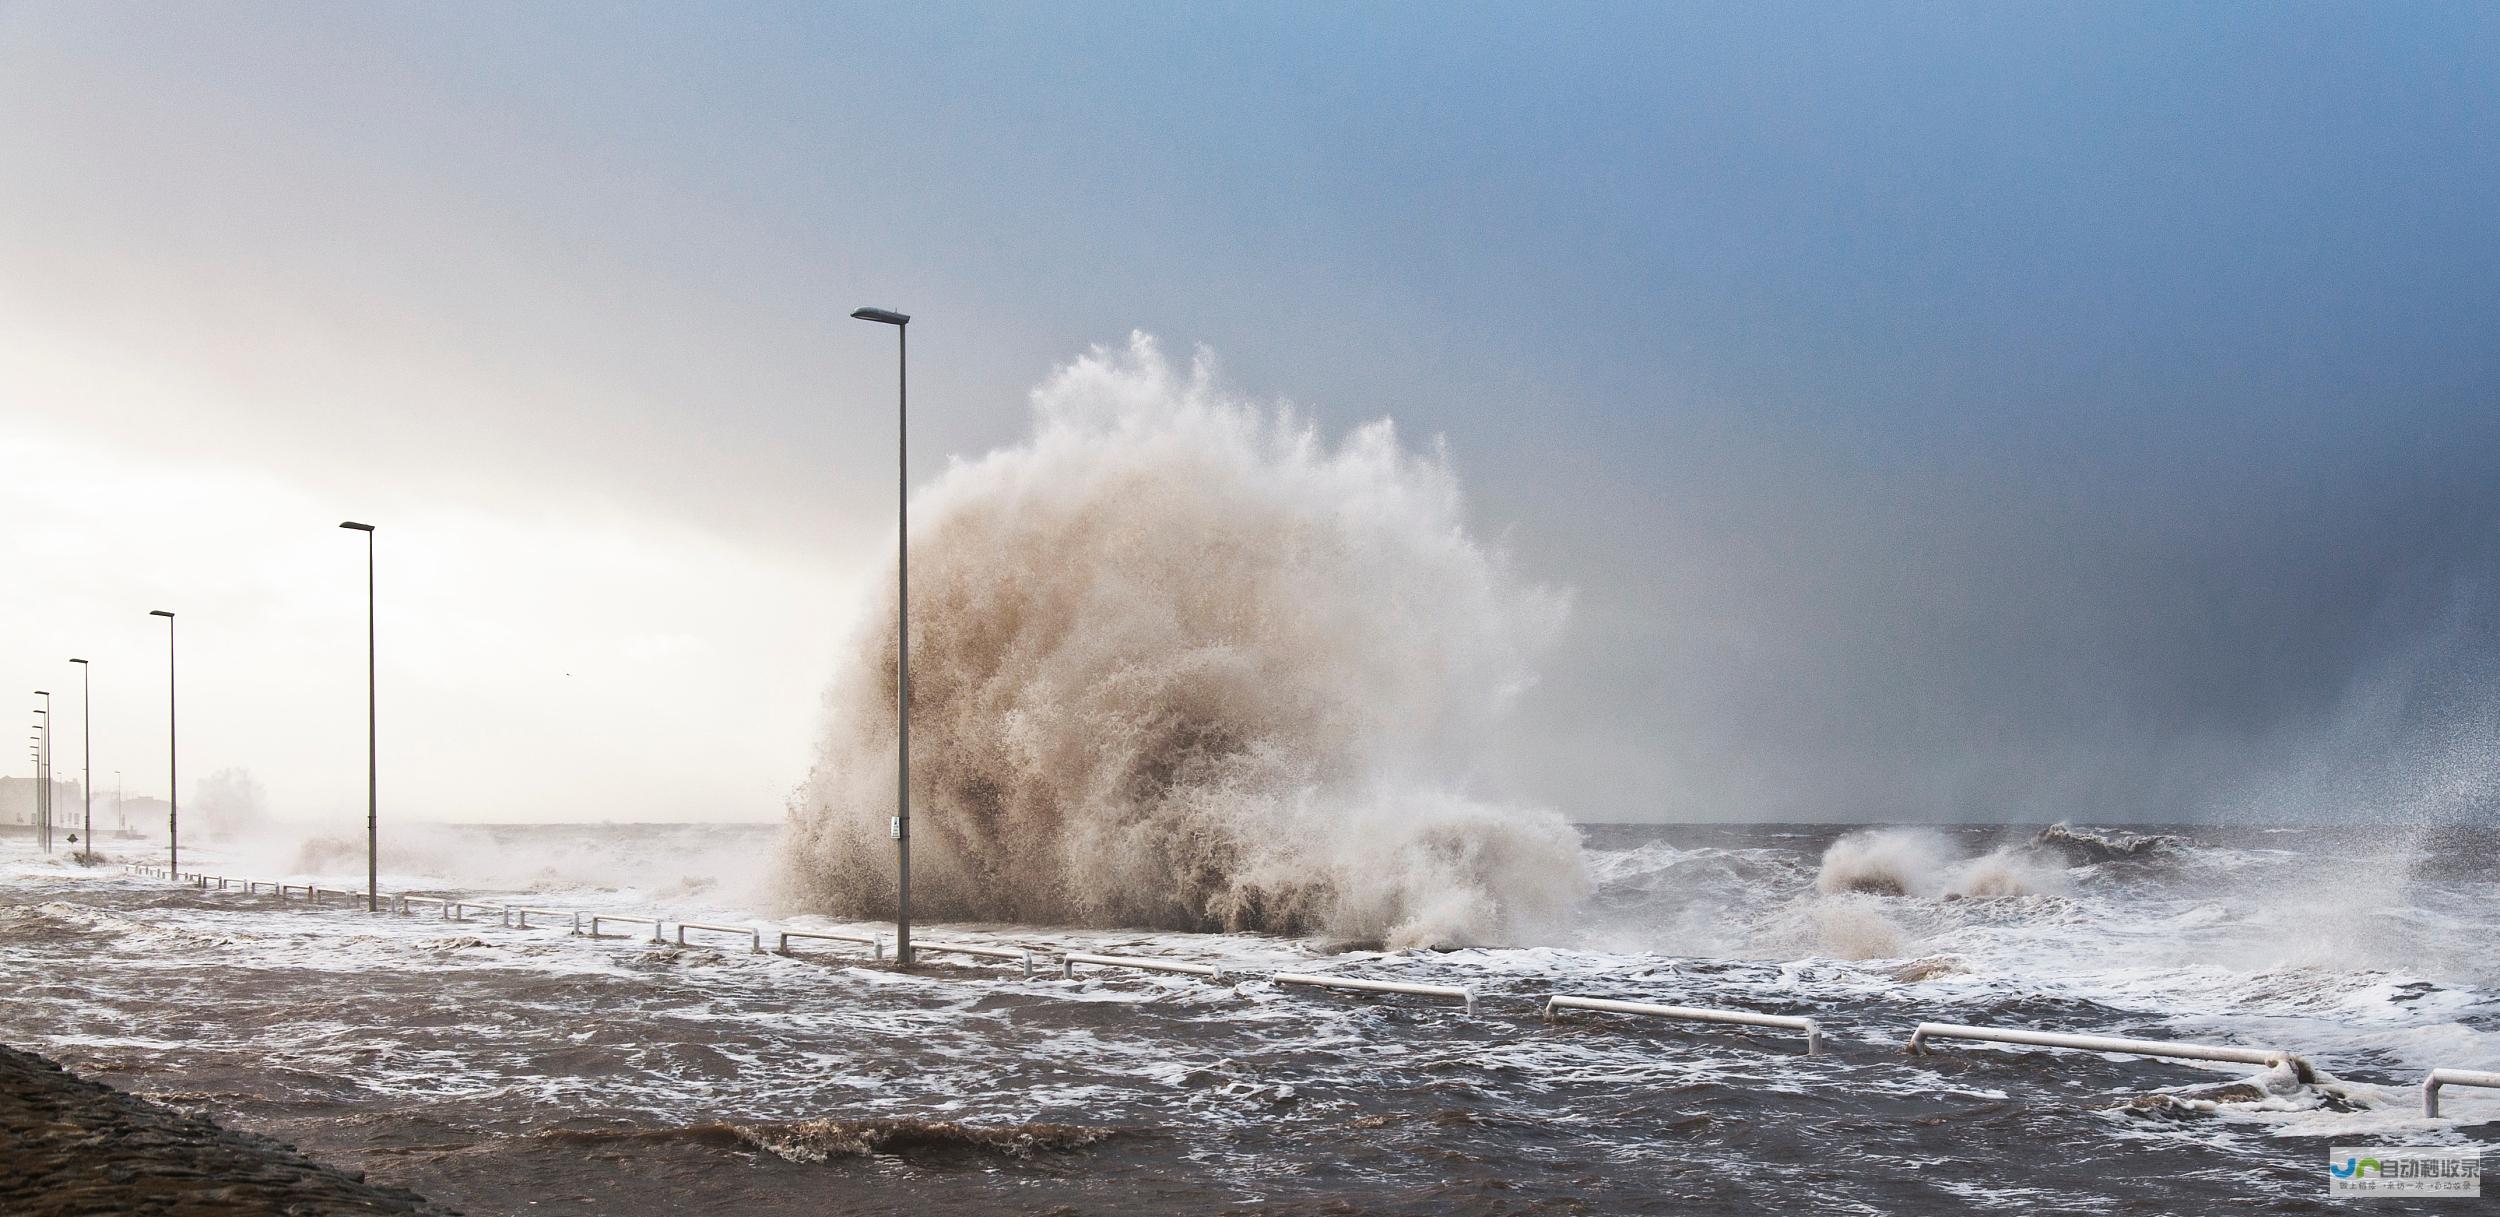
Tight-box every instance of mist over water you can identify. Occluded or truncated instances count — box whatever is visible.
[780,336,1583,947]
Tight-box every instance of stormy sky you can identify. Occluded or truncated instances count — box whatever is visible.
[2,3,2493,825]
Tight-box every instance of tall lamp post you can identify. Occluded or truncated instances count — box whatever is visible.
[339,521,377,911]
[69,659,91,861]
[850,304,913,967]
[149,610,177,875]
[33,695,49,852]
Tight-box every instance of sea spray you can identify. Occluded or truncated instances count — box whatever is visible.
[779,335,1584,947]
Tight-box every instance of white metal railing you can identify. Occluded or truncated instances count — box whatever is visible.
[1273,973,1474,1014]
[99,864,2389,1082]
[675,922,763,953]
[1060,951,1225,981]
[914,941,1036,977]
[777,929,884,961]
[585,914,665,941]
[1544,995,1824,1054]
[1908,1022,2312,1081]
[2423,1068,2500,1118]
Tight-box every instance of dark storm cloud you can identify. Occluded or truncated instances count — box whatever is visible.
[1515,417,2500,823]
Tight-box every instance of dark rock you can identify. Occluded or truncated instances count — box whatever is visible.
[0,1042,457,1216]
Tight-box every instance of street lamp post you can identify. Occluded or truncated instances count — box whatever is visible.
[850,304,913,968]
[69,659,91,862]
[149,610,177,875]
[340,521,377,911]
[33,694,49,852]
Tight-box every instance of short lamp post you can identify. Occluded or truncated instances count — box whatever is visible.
[149,610,177,874]
[340,521,378,910]
[69,659,91,861]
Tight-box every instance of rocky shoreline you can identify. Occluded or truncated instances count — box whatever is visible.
[0,1042,457,1216]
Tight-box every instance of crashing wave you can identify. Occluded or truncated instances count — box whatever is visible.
[2027,822,2184,867]
[779,335,1585,948]
[1813,828,2070,899]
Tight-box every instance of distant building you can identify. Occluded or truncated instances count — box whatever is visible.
[0,775,87,827]
[119,796,170,833]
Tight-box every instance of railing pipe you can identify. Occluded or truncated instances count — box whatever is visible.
[397,895,450,919]
[1060,952,1224,981]
[511,908,582,934]
[1544,995,1823,1054]
[1907,1022,2311,1082]
[914,941,1036,977]
[675,922,763,954]
[1273,973,1474,1014]
[2423,1068,2500,1118]
[777,929,885,961]
[586,914,666,942]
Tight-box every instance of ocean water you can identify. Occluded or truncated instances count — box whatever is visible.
[2,820,2493,1215]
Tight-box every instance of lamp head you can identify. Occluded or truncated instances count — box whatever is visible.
[150,610,174,618]
[69,658,86,666]
[850,307,911,326]
[340,521,375,532]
